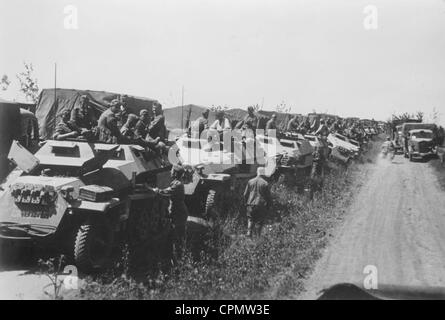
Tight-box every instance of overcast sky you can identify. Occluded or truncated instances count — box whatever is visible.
[1,0,444,123]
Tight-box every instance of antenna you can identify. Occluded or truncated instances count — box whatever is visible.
[181,85,184,131]
[54,63,57,108]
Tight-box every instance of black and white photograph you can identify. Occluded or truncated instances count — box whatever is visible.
[1,0,445,305]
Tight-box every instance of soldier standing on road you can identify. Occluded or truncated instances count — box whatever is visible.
[244,167,272,238]
[153,165,189,260]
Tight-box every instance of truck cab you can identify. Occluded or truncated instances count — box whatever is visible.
[407,129,436,161]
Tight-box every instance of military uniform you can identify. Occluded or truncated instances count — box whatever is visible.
[265,119,277,131]
[97,109,122,143]
[157,179,189,257]
[149,114,167,141]
[70,105,96,130]
[243,175,271,237]
[287,118,299,132]
[53,120,77,140]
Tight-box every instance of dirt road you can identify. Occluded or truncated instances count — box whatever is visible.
[300,155,445,299]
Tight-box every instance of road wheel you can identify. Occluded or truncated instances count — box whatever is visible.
[74,219,114,273]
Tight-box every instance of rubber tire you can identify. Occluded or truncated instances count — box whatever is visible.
[74,219,114,273]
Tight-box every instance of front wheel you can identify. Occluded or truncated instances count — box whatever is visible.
[74,219,114,273]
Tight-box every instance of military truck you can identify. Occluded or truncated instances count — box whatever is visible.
[406,129,437,161]
[0,102,39,181]
[400,123,438,159]
[0,139,171,273]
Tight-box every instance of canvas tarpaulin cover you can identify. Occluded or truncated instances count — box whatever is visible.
[36,88,160,139]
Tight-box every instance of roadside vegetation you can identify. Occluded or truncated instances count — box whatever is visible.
[73,137,383,300]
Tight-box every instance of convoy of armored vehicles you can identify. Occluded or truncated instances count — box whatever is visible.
[0,90,415,274]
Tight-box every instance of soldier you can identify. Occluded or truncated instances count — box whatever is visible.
[70,95,96,130]
[148,104,168,142]
[120,113,139,139]
[265,114,277,132]
[287,114,300,132]
[117,94,130,128]
[97,99,126,143]
[243,167,272,237]
[189,108,210,138]
[135,109,160,148]
[236,106,259,132]
[209,110,231,132]
[53,110,79,140]
[315,119,329,137]
[153,165,188,259]
[298,117,311,134]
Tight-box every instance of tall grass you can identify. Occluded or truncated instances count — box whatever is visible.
[78,138,382,300]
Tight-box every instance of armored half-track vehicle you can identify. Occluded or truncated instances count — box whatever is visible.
[175,133,273,219]
[0,139,171,273]
[327,133,361,164]
[261,132,314,187]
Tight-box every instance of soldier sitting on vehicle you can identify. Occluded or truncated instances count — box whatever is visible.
[53,110,81,140]
[120,113,139,139]
[135,109,161,149]
[265,114,277,133]
[315,119,329,137]
[244,167,272,238]
[153,164,189,260]
[97,99,128,143]
[235,106,259,132]
[117,94,130,128]
[210,110,232,132]
[189,108,210,138]
[70,95,97,131]
[148,104,168,142]
[286,114,300,132]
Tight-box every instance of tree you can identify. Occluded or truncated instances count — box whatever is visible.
[16,62,39,103]
[1,74,10,91]
[275,101,291,114]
